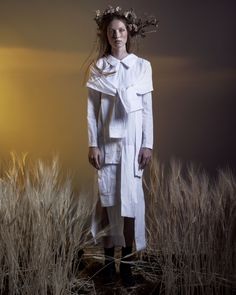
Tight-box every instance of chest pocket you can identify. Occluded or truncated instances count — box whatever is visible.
[118,87,143,113]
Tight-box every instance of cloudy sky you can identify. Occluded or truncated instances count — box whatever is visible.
[0,0,235,188]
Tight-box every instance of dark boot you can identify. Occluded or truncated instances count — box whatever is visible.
[120,246,135,287]
[71,249,86,273]
[103,247,116,285]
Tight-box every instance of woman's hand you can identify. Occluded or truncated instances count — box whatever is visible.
[138,147,152,170]
[88,147,101,170]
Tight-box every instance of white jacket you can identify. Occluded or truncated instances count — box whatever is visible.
[87,53,153,161]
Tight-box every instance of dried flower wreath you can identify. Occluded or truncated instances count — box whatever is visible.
[94,5,158,38]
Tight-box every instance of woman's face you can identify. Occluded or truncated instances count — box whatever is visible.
[107,19,128,51]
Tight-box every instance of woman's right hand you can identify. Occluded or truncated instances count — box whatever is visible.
[88,147,101,170]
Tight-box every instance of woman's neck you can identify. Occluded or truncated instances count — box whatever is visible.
[111,48,128,60]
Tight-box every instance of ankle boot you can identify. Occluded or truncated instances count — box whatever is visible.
[120,246,135,287]
[103,247,116,284]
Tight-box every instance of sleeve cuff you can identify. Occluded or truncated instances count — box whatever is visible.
[141,143,153,149]
[88,141,98,147]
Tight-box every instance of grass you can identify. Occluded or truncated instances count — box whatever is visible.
[0,153,94,294]
[143,157,236,294]
[0,153,235,294]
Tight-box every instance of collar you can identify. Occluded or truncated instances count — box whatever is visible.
[106,53,138,68]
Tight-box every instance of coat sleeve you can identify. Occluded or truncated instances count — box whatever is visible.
[87,88,101,147]
[141,91,153,149]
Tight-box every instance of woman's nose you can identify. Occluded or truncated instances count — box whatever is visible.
[113,30,120,38]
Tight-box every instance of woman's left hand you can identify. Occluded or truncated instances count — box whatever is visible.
[138,147,152,170]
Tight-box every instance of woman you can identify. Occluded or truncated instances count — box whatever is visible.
[86,6,157,287]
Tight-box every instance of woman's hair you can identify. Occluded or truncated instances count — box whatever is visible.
[96,14,132,61]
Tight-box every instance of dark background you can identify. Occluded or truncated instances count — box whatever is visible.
[0,0,235,188]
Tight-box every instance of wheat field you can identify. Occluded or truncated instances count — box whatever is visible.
[0,153,235,294]
[144,157,235,294]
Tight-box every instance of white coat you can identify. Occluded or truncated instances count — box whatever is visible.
[87,53,153,250]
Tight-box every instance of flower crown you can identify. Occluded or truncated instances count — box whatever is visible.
[94,6,158,38]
